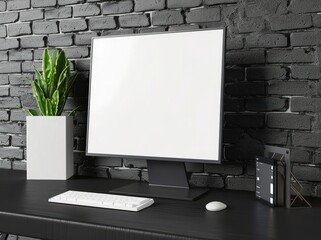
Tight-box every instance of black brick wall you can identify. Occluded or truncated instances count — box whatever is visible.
[0,0,320,199]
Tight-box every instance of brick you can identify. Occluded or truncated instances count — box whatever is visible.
[74,59,90,71]
[0,110,9,120]
[0,25,6,38]
[291,149,311,163]
[73,4,100,17]
[245,0,287,17]
[64,47,89,58]
[226,50,265,65]
[224,98,245,112]
[225,176,255,191]
[267,113,311,130]
[270,14,312,30]
[11,110,26,122]
[225,134,264,160]
[141,26,166,32]
[31,0,56,8]
[225,82,266,96]
[0,87,8,97]
[0,51,7,61]
[46,6,72,19]
[102,1,133,14]
[292,65,321,80]
[152,10,183,26]
[268,81,313,96]
[10,86,32,97]
[8,23,31,37]
[21,94,37,108]
[0,148,23,159]
[225,67,244,82]
[22,62,41,73]
[11,135,25,146]
[225,114,265,128]
[238,18,265,33]
[292,166,321,181]
[0,62,21,73]
[61,19,87,32]
[313,14,321,27]
[226,36,243,50]
[109,168,140,181]
[291,31,321,46]
[33,21,58,34]
[186,7,220,23]
[78,166,108,178]
[205,162,243,175]
[247,66,287,80]
[168,0,202,8]
[20,9,44,22]
[101,29,134,36]
[83,157,122,167]
[189,174,224,188]
[123,158,147,168]
[134,0,165,11]
[58,0,83,5]
[292,132,321,148]
[119,14,149,27]
[89,16,116,30]
[0,12,18,24]
[246,97,288,112]
[248,129,288,145]
[12,160,26,170]
[246,34,287,48]
[9,74,33,85]
[205,0,237,4]
[185,163,204,173]
[267,49,314,63]
[0,134,9,146]
[0,75,9,85]
[20,36,45,48]
[75,32,97,45]
[290,0,321,13]
[314,152,321,163]
[0,1,5,11]
[9,50,33,61]
[0,160,11,169]
[291,97,321,112]
[48,33,73,46]
[7,0,30,10]
[223,128,244,144]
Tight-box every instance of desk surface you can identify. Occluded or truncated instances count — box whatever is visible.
[0,169,320,240]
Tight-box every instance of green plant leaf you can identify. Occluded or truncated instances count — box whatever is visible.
[42,48,51,83]
[32,80,46,115]
[27,48,78,116]
[52,89,60,115]
[21,108,38,116]
[45,99,53,116]
[67,106,80,116]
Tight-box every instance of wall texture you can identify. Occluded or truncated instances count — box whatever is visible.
[0,0,320,198]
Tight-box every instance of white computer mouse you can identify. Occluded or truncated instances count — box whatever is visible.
[206,201,227,211]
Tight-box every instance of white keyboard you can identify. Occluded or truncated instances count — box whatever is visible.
[48,190,154,212]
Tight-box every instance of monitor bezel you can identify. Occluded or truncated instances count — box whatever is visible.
[86,28,226,164]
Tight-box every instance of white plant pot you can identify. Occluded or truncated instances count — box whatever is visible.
[27,116,74,180]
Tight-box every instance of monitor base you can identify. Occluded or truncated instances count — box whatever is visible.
[110,182,209,201]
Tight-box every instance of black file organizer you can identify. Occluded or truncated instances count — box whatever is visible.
[256,145,311,209]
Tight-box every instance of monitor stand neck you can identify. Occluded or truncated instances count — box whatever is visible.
[148,161,189,189]
[110,160,208,201]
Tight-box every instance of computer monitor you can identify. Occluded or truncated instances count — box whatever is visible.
[87,28,225,200]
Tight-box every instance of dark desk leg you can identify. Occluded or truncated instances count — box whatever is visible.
[0,233,8,240]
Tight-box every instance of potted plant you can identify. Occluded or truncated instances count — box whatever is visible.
[25,48,78,180]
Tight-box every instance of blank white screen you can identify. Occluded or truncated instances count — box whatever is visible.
[87,29,224,162]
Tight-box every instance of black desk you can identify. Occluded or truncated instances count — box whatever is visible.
[0,169,320,240]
